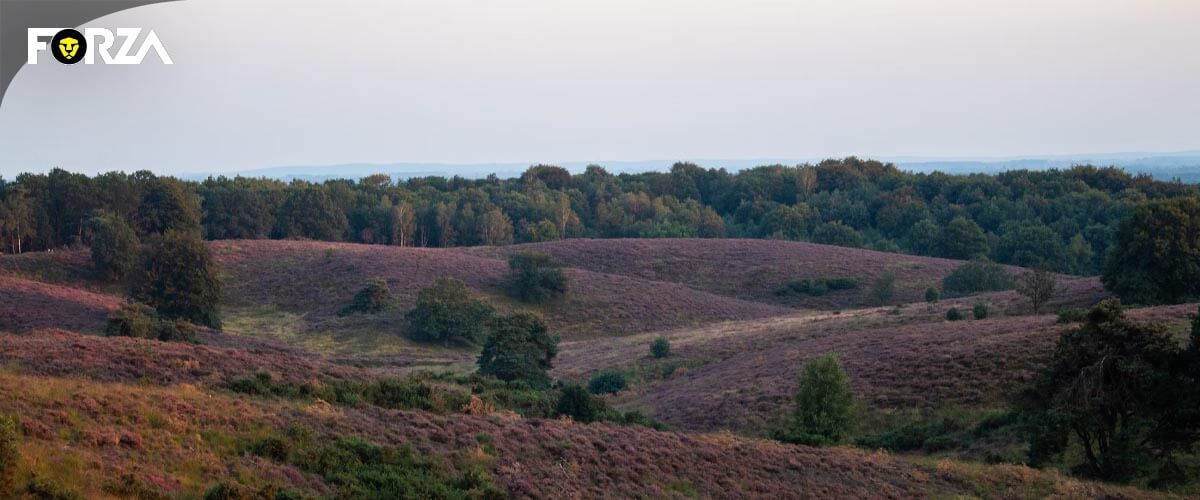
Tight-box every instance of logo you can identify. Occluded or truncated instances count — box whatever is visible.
[50,29,87,64]
[28,28,172,65]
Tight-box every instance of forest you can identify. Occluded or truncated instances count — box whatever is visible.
[1,158,1197,276]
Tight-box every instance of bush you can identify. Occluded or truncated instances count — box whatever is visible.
[587,371,628,395]
[503,252,568,302]
[972,302,989,320]
[790,352,856,445]
[367,378,434,411]
[129,230,222,328]
[945,308,963,321]
[924,286,940,304]
[941,258,1015,297]
[339,279,391,315]
[105,302,158,339]
[89,213,140,281]
[477,312,559,388]
[1057,308,1086,323]
[775,277,859,297]
[650,336,670,358]
[405,278,494,345]
[556,385,604,422]
[0,415,19,495]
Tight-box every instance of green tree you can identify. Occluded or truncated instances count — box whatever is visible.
[477,312,559,388]
[523,220,559,242]
[89,213,140,281]
[946,307,963,321]
[1022,300,1192,481]
[972,302,989,320]
[405,278,495,345]
[651,336,670,359]
[1101,198,1200,304]
[812,221,864,248]
[871,271,896,306]
[939,216,989,259]
[130,230,222,328]
[504,252,568,302]
[924,286,940,304]
[941,258,1015,297]
[339,279,392,316]
[274,185,348,240]
[791,352,856,445]
[556,385,603,422]
[1016,265,1057,314]
[136,177,201,236]
[587,371,628,395]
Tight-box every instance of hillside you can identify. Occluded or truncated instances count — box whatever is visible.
[0,332,1164,499]
[463,238,969,308]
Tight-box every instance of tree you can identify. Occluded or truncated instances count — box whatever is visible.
[941,258,1015,297]
[479,208,513,246]
[1023,300,1195,481]
[274,186,348,241]
[136,177,202,236]
[924,286,940,304]
[504,252,568,302]
[390,201,417,247]
[946,308,963,321]
[871,271,896,306]
[0,185,33,254]
[405,278,495,345]
[587,371,627,395]
[973,302,989,320]
[939,216,989,259]
[130,230,222,328]
[812,221,864,248]
[477,312,559,388]
[1016,265,1057,314]
[90,213,140,281]
[1101,198,1200,304]
[651,337,670,359]
[791,352,856,445]
[556,385,603,422]
[523,220,559,242]
[339,279,392,315]
[105,301,198,342]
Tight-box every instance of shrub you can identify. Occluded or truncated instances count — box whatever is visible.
[871,271,896,306]
[924,286,940,304]
[556,385,604,422]
[89,213,140,281]
[503,252,568,302]
[129,230,222,328]
[339,279,391,316]
[941,258,1015,297]
[972,302,989,320]
[587,371,628,395]
[775,277,859,297]
[945,308,963,321]
[1057,308,1086,323]
[367,378,434,411]
[477,312,559,388]
[790,352,856,445]
[105,302,198,343]
[0,415,19,495]
[105,302,158,339]
[650,336,670,358]
[405,278,494,345]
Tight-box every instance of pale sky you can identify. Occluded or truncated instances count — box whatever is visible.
[1,0,1198,177]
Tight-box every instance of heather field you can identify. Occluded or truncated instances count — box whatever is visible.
[1,238,1196,498]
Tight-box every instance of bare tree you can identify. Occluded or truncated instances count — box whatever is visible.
[1017,265,1057,314]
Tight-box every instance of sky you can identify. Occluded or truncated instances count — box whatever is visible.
[1,0,1198,177]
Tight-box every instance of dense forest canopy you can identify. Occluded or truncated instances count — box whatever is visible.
[1,158,1196,275]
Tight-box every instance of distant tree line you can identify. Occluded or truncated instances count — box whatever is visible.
[2,159,1198,276]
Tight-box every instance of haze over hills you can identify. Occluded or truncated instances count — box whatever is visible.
[180,150,1200,182]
